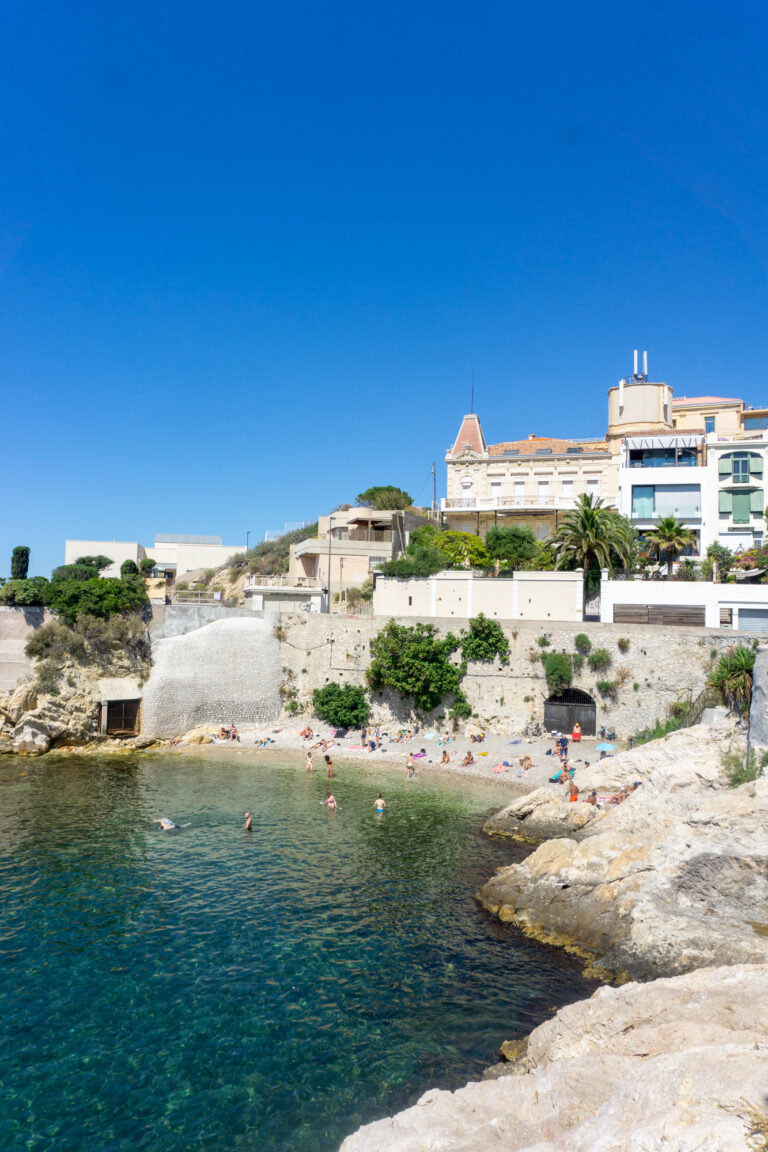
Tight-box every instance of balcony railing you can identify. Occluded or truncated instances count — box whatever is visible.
[442,494,597,511]
[244,575,323,589]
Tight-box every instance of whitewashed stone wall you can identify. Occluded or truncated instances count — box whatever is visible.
[0,607,55,692]
[141,617,281,738]
[279,614,749,738]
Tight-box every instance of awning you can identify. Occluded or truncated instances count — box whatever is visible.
[625,435,702,450]
[346,510,396,523]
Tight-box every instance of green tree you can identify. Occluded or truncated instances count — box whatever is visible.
[378,544,447,578]
[709,646,755,714]
[121,559,139,577]
[11,546,30,580]
[460,614,510,663]
[366,620,462,712]
[52,556,114,583]
[642,516,697,577]
[0,577,51,607]
[48,576,148,624]
[139,557,156,576]
[542,651,573,694]
[701,542,734,583]
[485,525,539,571]
[312,683,370,727]
[356,486,413,510]
[551,494,635,579]
[431,530,491,569]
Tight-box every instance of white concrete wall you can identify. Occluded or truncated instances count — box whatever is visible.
[65,540,143,577]
[372,571,584,622]
[600,576,768,630]
[64,539,241,579]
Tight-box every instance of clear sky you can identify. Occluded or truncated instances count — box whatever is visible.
[3,0,768,576]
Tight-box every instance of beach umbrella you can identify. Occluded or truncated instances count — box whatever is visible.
[595,742,616,752]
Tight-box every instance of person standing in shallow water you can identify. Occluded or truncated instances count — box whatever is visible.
[324,753,334,778]
[322,791,337,811]
[306,752,313,772]
[244,812,252,831]
[374,793,387,813]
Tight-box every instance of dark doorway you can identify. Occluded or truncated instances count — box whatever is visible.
[105,699,141,737]
[544,688,596,736]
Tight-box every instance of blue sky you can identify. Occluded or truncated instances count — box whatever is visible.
[3,0,768,576]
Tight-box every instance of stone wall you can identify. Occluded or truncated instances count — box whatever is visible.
[141,617,282,738]
[0,607,54,693]
[279,614,750,738]
[150,602,275,640]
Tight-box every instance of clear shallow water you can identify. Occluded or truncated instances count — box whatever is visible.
[0,753,597,1152]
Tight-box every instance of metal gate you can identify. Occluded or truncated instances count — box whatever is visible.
[543,688,596,736]
[738,608,768,633]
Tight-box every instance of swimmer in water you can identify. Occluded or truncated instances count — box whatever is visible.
[322,791,337,811]
[374,793,387,813]
[306,752,314,773]
[244,812,252,831]
[153,817,177,832]
[324,753,334,778]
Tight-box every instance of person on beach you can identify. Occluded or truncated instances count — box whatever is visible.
[306,752,314,772]
[244,812,252,831]
[230,725,240,742]
[439,749,450,766]
[586,791,598,806]
[572,721,582,743]
[324,753,334,778]
[460,751,474,768]
[322,791,337,811]
[406,753,416,778]
[568,780,579,803]
[374,793,387,813]
[299,725,313,741]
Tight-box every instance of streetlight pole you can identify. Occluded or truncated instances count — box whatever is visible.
[246,531,251,552]
[326,514,334,614]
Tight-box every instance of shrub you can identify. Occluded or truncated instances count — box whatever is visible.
[541,651,572,694]
[176,581,189,591]
[449,691,472,720]
[346,579,374,608]
[366,620,462,712]
[617,637,630,653]
[120,559,139,577]
[709,646,755,714]
[312,683,370,728]
[536,635,551,648]
[35,659,61,695]
[26,613,151,668]
[356,486,413,510]
[633,717,685,745]
[0,577,50,607]
[633,682,639,691]
[139,558,156,576]
[588,647,612,672]
[596,679,618,697]
[721,749,761,788]
[571,653,584,673]
[461,614,510,663]
[574,633,591,654]
[229,524,318,577]
[11,546,30,580]
[485,525,539,570]
[48,576,149,624]
[379,545,447,578]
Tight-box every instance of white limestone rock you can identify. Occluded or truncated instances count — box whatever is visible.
[483,788,600,842]
[339,964,768,1152]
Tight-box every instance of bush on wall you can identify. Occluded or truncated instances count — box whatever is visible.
[542,651,572,695]
[312,683,370,728]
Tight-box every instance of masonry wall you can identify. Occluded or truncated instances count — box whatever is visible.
[141,617,282,737]
[0,607,54,693]
[278,613,748,739]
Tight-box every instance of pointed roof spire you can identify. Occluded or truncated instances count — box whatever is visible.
[448,413,487,458]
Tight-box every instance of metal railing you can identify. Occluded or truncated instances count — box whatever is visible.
[243,574,322,590]
[442,494,599,511]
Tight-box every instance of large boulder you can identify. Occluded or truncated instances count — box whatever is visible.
[484,788,601,842]
[478,722,768,978]
[339,963,768,1152]
[12,716,51,755]
[5,682,37,724]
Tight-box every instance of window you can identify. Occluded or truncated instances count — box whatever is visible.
[561,480,574,500]
[490,481,502,502]
[586,478,599,498]
[514,481,525,506]
[538,480,550,505]
[705,416,715,434]
[744,416,768,430]
[631,486,654,518]
[719,451,763,481]
[733,455,750,483]
[733,491,751,524]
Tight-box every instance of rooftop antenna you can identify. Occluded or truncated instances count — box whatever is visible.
[633,349,639,378]
[471,369,475,414]
[643,350,648,379]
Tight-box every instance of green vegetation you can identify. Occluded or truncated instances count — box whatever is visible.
[541,651,572,694]
[11,546,30,580]
[378,544,446,578]
[228,524,319,578]
[139,557,156,576]
[484,524,539,570]
[574,633,592,653]
[720,749,766,788]
[709,645,755,714]
[587,647,612,672]
[120,559,139,577]
[700,542,734,583]
[460,614,509,663]
[379,524,490,577]
[551,493,635,578]
[48,576,148,624]
[366,620,462,713]
[642,516,697,576]
[355,485,413,510]
[345,579,374,609]
[0,577,52,607]
[617,637,630,653]
[312,683,371,727]
[536,634,551,647]
[633,716,686,746]
[26,613,150,665]
[571,653,584,673]
[596,679,618,697]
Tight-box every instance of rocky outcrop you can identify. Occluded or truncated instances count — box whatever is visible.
[339,963,768,1152]
[483,787,600,842]
[478,720,768,979]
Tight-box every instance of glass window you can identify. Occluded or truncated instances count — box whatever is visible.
[733,455,750,484]
[631,486,654,518]
[705,416,715,434]
[744,416,768,430]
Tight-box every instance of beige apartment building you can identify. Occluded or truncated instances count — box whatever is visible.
[288,507,426,594]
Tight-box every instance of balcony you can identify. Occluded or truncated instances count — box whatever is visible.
[244,574,323,589]
[441,494,595,512]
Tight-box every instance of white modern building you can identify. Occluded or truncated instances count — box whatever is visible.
[617,432,707,559]
[64,534,243,581]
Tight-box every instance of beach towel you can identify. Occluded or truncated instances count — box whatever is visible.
[492,763,509,773]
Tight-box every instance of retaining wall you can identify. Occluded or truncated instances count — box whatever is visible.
[0,607,54,693]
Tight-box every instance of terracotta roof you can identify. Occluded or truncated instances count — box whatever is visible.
[672,396,742,407]
[488,436,608,456]
[449,414,487,457]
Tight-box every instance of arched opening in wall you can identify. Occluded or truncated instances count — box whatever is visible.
[543,688,596,736]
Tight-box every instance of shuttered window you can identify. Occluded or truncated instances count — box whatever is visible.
[733,491,751,523]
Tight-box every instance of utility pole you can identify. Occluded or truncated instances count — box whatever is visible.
[432,461,437,517]
[326,514,334,614]
[246,531,251,552]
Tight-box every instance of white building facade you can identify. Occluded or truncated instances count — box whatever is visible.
[64,534,243,581]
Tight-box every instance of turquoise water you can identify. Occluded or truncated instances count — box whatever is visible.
[0,753,596,1152]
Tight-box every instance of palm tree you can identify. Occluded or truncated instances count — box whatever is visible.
[551,494,636,579]
[709,645,755,714]
[642,516,696,577]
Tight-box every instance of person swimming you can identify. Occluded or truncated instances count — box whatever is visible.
[153,817,177,832]
[322,791,338,811]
